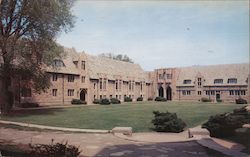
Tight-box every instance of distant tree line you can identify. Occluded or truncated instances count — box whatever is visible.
[99,53,134,63]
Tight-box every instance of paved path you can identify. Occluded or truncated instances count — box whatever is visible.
[0,126,211,157]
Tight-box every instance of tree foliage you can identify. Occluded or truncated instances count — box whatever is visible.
[0,0,75,113]
[99,53,134,63]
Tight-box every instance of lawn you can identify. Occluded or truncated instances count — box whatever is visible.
[1,101,243,132]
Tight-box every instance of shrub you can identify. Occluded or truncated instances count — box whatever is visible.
[99,98,110,105]
[202,113,246,138]
[137,97,143,101]
[93,99,100,104]
[152,111,186,133]
[30,140,81,157]
[124,97,132,102]
[201,97,212,102]
[148,97,153,101]
[19,103,39,108]
[236,98,247,104]
[216,99,222,103]
[71,99,86,105]
[155,97,167,102]
[110,98,121,104]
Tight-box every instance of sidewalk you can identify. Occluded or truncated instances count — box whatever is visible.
[0,120,248,157]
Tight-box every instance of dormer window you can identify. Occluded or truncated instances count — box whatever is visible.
[227,78,237,84]
[73,61,78,68]
[183,80,192,84]
[214,79,223,84]
[53,59,65,67]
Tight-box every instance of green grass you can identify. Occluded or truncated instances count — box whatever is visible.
[1,101,243,132]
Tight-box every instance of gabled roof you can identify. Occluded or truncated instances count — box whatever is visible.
[176,63,249,86]
[86,54,149,82]
[46,48,80,75]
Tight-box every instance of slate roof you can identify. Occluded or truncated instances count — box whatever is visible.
[86,54,148,82]
[176,63,249,86]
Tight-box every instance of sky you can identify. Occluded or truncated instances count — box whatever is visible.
[57,0,249,71]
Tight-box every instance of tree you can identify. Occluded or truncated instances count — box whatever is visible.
[99,53,134,63]
[0,0,75,114]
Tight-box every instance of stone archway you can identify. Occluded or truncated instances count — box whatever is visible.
[158,86,164,97]
[80,89,87,101]
[166,86,172,100]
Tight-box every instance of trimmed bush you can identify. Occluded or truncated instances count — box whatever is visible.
[152,111,186,133]
[19,103,39,108]
[201,97,212,102]
[93,99,100,104]
[236,98,247,104]
[148,97,153,101]
[202,106,250,138]
[124,97,132,102]
[110,98,121,104]
[137,97,143,101]
[71,99,86,105]
[202,113,245,137]
[154,97,167,102]
[30,140,81,157]
[216,99,222,103]
[99,98,110,105]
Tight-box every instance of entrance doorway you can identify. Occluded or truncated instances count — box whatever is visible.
[158,86,164,97]
[216,93,220,101]
[80,89,87,101]
[166,86,172,100]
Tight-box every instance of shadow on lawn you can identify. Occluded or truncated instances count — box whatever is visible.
[3,108,65,118]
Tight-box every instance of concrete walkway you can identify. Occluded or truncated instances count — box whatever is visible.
[0,127,209,157]
[0,120,109,134]
[0,120,248,157]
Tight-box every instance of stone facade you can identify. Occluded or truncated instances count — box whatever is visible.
[2,48,249,106]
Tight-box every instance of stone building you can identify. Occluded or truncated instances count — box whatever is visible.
[1,47,249,106]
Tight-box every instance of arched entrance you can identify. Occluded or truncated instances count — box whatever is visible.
[166,86,172,100]
[158,86,164,97]
[80,89,87,101]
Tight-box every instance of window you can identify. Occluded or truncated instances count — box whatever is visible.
[166,74,172,79]
[235,90,240,95]
[119,95,121,100]
[68,75,74,82]
[81,76,85,83]
[198,78,202,88]
[206,90,215,95]
[52,74,57,81]
[103,79,107,90]
[116,95,118,99]
[68,89,74,96]
[214,79,223,84]
[183,80,192,84]
[227,78,237,84]
[81,61,85,70]
[100,79,102,90]
[52,89,57,96]
[140,82,143,91]
[94,95,96,99]
[110,95,112,99]
[187,91,191,95]
[198,91,201,95]
[115,80,118,91]
[21,88,31,97]
[182,91,186,95]
[229,90,234,95]
[53,59,65,67]
[94,83,96,89]
[100,95,102,99]
[241,90,246,95]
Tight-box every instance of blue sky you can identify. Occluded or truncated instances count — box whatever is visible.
[57,1,249,71]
